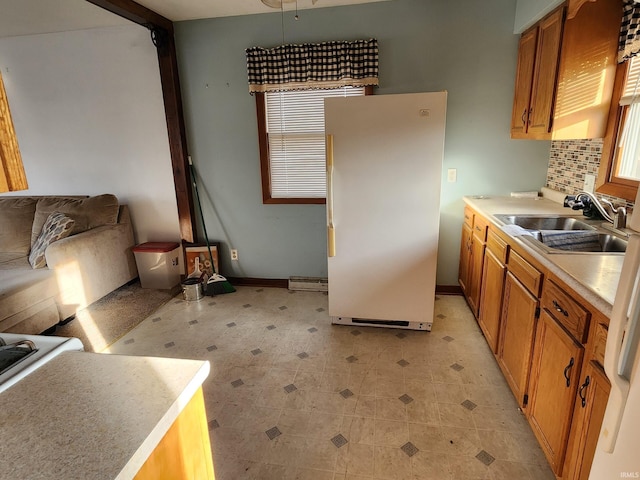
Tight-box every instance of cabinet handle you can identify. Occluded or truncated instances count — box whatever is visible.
[521,108,527,125]
[579,375,591,408]
[564,357,575,387]
[552,300,569,317]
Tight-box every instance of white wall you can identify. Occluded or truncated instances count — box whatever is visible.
[0,24,181,244]
[514,0,563,33]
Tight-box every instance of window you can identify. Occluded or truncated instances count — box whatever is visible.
[256,86,370,204]
[598,58,640,201]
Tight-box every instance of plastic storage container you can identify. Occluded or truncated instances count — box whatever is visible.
[132,242,181,289]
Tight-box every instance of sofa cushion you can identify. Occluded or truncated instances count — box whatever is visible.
[0,197,38,255]
[28,212,75,269]
[0,258,59,327]
[31,194,119,246]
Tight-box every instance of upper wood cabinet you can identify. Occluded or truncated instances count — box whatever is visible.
[511,0,622,140]
[511,27,539,138]
[511,6,564,139]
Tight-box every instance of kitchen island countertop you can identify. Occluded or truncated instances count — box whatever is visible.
[464,194,625,317]
[0,351,209,480]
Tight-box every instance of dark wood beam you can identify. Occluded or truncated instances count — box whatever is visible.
[86,0,173,32]
[85,0,196,243]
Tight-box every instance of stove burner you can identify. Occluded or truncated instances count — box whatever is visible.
[0,337,38,376]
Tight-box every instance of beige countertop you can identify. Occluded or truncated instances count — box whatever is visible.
[463,194,624,317]
[0,351,210,480]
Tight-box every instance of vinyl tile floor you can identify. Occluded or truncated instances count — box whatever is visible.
[105,287,556,480]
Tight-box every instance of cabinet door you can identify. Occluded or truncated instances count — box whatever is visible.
[498,271,539,408]
[527,310,584,476]
[564,360,611,480]
[527,7,564,137]
[458,222,472,297]
[511,27,538,137]
[468,233,486,317]
[478,248,506,354]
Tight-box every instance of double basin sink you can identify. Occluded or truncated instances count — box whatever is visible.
[495,214,628,254]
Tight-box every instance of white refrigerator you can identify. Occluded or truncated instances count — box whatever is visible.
[590,188,640,478]
[324,92,447,331]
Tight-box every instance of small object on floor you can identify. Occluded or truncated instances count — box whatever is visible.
[181,278,203,301]
[204,274,236,295]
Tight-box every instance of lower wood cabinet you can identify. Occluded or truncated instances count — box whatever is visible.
[468,228,486,316]
[527,309,584,475]
[459,222,472,297]
[478,247,506,354]
[134,387,215,480]
[497,271,539,408]
[564,360,611,480]
[458,204,612,480]
[459,207,488,318]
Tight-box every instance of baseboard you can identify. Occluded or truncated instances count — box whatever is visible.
[226,277,288,288]
[225,279,462,294]
[436,285,463,295]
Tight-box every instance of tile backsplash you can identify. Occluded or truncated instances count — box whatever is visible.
[546,139,635,209]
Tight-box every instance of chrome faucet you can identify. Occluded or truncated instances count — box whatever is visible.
[575,191,627,229]
[601,198,627,230]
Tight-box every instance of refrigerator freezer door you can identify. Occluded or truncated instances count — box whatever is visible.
[590,232,640,477]
[324,92,446,325]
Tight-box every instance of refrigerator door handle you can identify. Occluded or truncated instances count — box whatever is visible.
[600,234,640,452]
[326,134,336,257]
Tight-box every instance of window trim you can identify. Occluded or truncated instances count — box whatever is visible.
[255,86,373,205]
[597,61,640,201]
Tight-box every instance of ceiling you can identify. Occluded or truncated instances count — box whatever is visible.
[0,0,392,38]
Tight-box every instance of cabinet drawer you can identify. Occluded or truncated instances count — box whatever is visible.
[507,251,542,296]
[541,280,590,343]
[463,206,474,228]
[473,215,489,242]
[593,322,608,367]
[486,229,508,264]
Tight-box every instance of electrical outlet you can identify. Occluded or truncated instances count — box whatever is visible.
[583,174,596,194]
[447,168,457,183]
[230,249,238,261]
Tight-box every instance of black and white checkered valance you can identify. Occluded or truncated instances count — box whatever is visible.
[619,1,640,62]
[245,38,379,93]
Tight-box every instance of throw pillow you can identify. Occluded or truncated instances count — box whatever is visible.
[30,194,119,247]
[28,212,75,269]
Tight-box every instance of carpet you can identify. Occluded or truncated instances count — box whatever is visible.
[53,280,178,352]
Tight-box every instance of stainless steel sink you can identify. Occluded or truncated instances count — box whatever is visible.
[495,214,597,231]
[527,232,628,253]
[495,214,627,254]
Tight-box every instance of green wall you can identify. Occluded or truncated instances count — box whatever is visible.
[175,0,551,285]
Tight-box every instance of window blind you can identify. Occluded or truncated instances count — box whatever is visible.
[618,56,640,179]
[620,56,640,106]
[266,86,364,198]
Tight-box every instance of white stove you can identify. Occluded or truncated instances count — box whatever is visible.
[0,333,84,393]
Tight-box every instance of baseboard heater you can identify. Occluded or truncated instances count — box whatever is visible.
[288,276,328,292]
[331,316,432,331]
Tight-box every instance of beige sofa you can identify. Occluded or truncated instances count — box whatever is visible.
[0,195,138,334]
